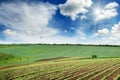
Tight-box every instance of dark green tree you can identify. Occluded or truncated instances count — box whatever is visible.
[92,55,97,58]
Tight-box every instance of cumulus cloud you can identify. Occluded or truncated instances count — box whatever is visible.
[70,27,75,30]
[19,35,79,44]
[76,28,86,40]
[80,15,87,20]
[111,22,120,40]
[95,28,109,37]
[0,2,58,42]
[0,40,12,44]
[59,0,92,20]
[3,29,17,38]
[94,22,120,44]
[95,2,119,21]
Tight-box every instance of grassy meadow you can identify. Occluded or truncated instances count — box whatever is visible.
[0,44,120,59]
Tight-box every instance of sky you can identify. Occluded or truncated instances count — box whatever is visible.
[0,0,120,44]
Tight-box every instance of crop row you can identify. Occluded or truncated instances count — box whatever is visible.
[0,58,120,80]
[0,59,97,79]
[67,60,120,80]
[18,59,118,80]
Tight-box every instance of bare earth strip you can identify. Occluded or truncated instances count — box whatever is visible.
[80,62,120,80]
[90,63,120,80]
[105,68,120,80]
[31,60,110,80]
[63,61,115,80]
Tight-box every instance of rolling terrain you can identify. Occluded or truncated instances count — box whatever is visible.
[0,44,120,62]
[0,44,120,80]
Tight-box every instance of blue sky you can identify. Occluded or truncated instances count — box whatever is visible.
[0,0,120,44]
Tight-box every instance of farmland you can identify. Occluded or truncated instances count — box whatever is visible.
[0,44,120,80]
[0,58,120,80]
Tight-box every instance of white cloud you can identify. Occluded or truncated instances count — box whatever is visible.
[93,22,120,44]
[80,15,87,20]
[59,0,92,20]
[70,27,75,30]
[95,2,119,21]
[0,40,12,44]
[95,28,109,37]
[76,28,86,40]
[0,2,83,44]
[111,22,120,40]
[64,30,68,33]
[0,2,58,42]
[3,29,17,37]
[19,35,79,44]
[105,2,118,9]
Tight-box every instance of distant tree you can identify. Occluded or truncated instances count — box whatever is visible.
[92,55,97,58]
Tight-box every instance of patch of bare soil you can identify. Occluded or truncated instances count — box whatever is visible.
[105,68,120,80]
[92,64,120,80]
[36,57,68,62]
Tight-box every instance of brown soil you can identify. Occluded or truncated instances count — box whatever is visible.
[57,62,105,80]
[29,61,98,80]
[105,68,120,80]
[92,64,120,80]
[29,65,86,80]
[66,62,110,80]
[36,57,68,62]
[0,57,68,70]
[81,62,119,80]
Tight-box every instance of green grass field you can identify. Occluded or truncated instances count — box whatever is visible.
[0,44,120,66]
[0,45,120,58]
